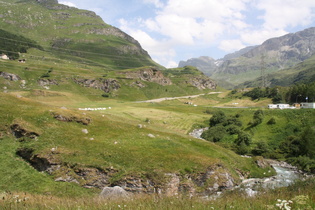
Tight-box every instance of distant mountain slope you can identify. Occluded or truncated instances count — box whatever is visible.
[178,56,217,76]
[178,46,256,77]
[238,54,315,88]
[0,0,158,69]
[179,27,315,88]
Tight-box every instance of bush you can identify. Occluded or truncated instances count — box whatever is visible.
[249,109,264,127]
[251,141,270,156]
[226,125,241,135]
[288,156,315,172]
[267,117,276,125]
[201,125,226,142]
[209,111,226,127]
[235,131,252,146]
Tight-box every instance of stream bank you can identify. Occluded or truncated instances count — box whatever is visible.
[189,128,311,198]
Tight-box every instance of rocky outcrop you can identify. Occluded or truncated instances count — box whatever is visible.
[0,72,21,81]
[38,79,59,87]
[188,77,217,90]
[52,112,91,125]
[121,68,172,86]
[10,124,39,140]
[74,78,120,93]
[16,147,117,189]
[15,144,238,196]
[192,164,235,194]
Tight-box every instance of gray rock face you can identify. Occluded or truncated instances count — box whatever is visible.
[179,27,315,88]
[100,186,130,199]
[188,77,217,90]
[0,72,21,81]
[121,67,172,86]
[74,78,121,93]
[38,79,59,86]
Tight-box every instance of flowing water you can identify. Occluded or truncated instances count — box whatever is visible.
[190,128,306,197]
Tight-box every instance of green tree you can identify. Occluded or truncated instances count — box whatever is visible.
[300,127,315,159]
[235,131,252,146]
[209,111,226,127]
[201,125,226,142]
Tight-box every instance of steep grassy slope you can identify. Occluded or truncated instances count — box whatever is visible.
[0,0,158,69]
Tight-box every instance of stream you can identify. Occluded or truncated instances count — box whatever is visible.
[189,128,308,197]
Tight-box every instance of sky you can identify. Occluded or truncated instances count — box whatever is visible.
[59,0,315,68]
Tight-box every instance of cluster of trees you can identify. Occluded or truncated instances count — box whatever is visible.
[286,82,315,103]
[242,86,283,103]
[0,29,43,59]
[202,109,315,172]
[241,82,315,104]
[280,126,315,172]
[201,110,265,154]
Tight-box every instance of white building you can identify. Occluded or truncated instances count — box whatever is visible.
[268,104,294,109]
[268,104,278,109]
[300,103,315,109]
[0,54,9,60]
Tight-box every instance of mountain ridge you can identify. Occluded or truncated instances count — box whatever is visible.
[179,27,315,88]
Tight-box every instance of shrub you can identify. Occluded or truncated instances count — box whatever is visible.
[249,109,264,127]
[209,111,226,127]
[235,131,252,146]
[226,125,241,135]
[267,117,276,125]
[251,141,270,156]
[201,125,226,142]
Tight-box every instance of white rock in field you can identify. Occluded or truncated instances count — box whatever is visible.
[82,129,88,134]
[100,186,129,199]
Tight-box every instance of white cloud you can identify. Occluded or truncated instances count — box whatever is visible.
[219,39,246,53]
[257,0,315,30]
[59,1,77,7]
[72,0,315,67]
[240,29,288,46]
[119,19,177,68]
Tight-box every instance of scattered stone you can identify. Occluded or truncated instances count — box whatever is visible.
[61,107,67,110]
[89,138,94,141]
[148,134,155,138]
[137,124,143,128]
[82,129,88,134]
[100,186,130,199]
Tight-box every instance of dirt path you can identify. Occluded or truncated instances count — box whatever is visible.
[136,92,222,103]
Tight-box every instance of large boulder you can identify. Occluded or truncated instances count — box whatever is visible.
[100,186,130,199]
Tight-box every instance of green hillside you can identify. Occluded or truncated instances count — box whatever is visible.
[0,0,315,209]
[0,0,158,69]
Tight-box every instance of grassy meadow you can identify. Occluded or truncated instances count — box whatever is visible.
[0,1,315,205]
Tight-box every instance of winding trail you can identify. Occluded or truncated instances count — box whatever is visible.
[135,92,222,103]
